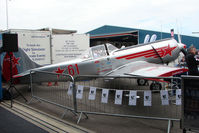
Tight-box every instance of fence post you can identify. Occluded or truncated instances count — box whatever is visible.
[27,70,36,104]
[167,119,171,133]
[73,80,77,113]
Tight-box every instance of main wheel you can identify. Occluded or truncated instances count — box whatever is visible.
[150,82,162,91]
[137,79,147,86]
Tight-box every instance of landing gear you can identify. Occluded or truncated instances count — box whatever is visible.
[150,82,162,91]
[137,79,147,86]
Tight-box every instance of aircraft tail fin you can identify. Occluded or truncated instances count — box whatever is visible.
[2,48,41,82]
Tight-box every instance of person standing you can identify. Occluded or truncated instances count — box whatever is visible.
[185,45,199,76]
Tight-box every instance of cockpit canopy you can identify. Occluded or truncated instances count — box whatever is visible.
[81,43,118,59]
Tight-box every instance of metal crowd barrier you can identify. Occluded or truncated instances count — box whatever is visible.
[74,75,182,133]
[28,70,76,118]
[28,71,182,133]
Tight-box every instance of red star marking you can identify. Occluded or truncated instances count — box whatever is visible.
[13,56,20,66]
[163,44,176,56]
[55,67,65,78]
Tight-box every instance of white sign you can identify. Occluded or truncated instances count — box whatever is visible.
[144,91,152,106]
[114,90,123,105]
[76,85,84,99]
[160,90,169,105]
[11,30,51,65]
[101,89,109,103]
[67,82,73,96]
[88,87,97,100]
[52,34,89,64]
[129,91,137,106]
[176,89,182,105]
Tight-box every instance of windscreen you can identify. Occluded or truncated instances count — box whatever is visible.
[91,45,107,59]
[106,43,118,53]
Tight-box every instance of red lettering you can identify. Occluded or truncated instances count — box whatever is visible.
[68,65,75,76]
[75,64,80,74]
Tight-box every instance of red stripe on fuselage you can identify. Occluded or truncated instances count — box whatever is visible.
[116,49,153,59]
[116,46,174,60]
[125,52,157,60]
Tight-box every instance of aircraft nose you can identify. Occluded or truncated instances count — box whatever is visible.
[178,43,186,49]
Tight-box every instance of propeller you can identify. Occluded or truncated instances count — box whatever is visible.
[170,29,187,56]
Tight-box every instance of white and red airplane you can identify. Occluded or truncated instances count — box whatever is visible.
[2,37,188,89]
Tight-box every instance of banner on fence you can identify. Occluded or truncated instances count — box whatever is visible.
[68,84,181,106]
[67,82,73,96]
[160,90,169,105]
[101,89,109,103]
[144,91,152,106]
[89,87,97,100]
[115,90,123,105]
[129,91,137,106]
[76,85,84,99]
[176,89,181,105]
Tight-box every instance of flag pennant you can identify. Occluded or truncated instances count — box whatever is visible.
[88,87,97,100]
[76,85,84,99]
[114,90,123,105]
[176,89,181,105]
[67,82,73,96]
[101,89,109,103]
[160,90,169,105]
[144,91,152,106]
[129,91,137,106]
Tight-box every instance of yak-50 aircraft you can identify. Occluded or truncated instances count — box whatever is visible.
[2,37,188,90]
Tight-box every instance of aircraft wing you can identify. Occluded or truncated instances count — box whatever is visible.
[106,61,188,77]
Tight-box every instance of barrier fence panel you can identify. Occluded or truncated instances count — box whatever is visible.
[74,76,182,133]
[28,72,182,133]
[29,70,76,118]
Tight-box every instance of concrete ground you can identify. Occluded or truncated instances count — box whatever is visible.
[2,79,191,133]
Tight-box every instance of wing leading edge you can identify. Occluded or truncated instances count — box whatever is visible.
[106,61,188,77]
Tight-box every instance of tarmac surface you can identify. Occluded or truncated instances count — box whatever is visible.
[0,105,48,133]
[1,78,192,133]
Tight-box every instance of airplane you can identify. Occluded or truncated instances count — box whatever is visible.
[2,37,188,90]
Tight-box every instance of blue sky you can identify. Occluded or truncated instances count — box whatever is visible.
[0,0,199,36]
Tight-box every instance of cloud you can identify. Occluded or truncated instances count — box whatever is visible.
[0,0,198,36]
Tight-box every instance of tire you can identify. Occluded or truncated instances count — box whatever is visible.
[137,79,147,86]
[150,82,162,91]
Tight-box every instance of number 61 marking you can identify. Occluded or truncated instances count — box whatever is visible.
[68,64,80,76]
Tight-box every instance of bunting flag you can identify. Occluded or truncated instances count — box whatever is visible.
[101,89,109,103]
[129,91,137,106]
[176,89,181,105]
[88,87,97,100]
[114,90,123,105]
[76,85,84,99]
[144,91,152,106]
[67,84,181,107]
[160,90,169,105]
[67,82,73,96]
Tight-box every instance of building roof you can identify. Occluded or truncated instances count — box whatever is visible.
[3,28,77,34]
[87,25,137,36]
[39,28,77,34]
[90,30,138,39]
[87,25,199,48]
